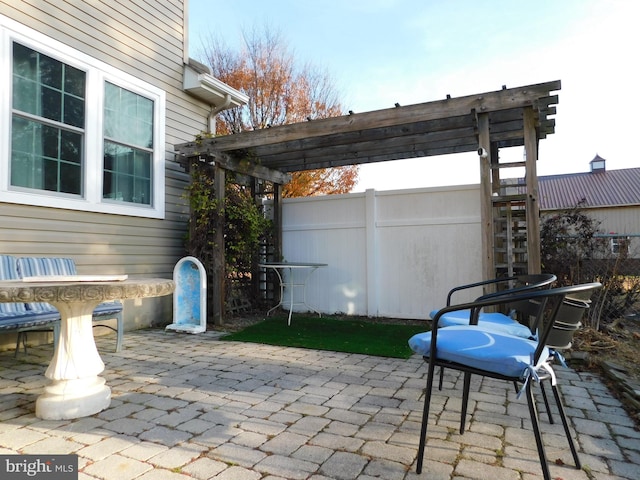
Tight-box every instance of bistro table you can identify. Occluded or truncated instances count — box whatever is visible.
[259,262,327,325]
[0,276,174,420]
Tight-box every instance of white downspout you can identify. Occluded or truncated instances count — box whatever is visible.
[207,94,231,134]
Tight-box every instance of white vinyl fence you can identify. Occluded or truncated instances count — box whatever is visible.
[279,185,485,320]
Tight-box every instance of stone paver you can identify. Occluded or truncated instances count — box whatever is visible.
[0,328,639,479]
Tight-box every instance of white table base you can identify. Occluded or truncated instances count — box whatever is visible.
[36,301,110,420]
[36,377,110,420]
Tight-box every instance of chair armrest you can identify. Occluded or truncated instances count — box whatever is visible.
[446,276,520,306]
[432,283,601,355]
[446,274,557,306]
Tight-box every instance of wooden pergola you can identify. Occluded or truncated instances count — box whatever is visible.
[175,80,561,323]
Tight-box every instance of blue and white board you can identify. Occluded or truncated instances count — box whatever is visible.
[166,256,207,334]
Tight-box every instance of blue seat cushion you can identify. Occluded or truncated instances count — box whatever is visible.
[0,300,29,316]
[17,257,78,312]
[16,256,77,277]
[408,326,549,378]
[0,310,60,330]
[25,300,122,317]
[430,309,534,339]
[0,255,29,315]
[93,301,123,316]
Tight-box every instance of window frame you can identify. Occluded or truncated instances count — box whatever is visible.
[0,14,166,219]
[610,236,629,256]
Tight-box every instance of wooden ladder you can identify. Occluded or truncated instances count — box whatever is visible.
[492,193,529,277]
[488,157,536,278]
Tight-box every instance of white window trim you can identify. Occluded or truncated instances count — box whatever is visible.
[610,236,628,256]
[0,14,166,219]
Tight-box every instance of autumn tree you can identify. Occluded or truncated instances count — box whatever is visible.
[198,25,358,197]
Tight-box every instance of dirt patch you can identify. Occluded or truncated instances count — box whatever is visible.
[573,322,640,379]
[571,317,640,425]
[208,313,265,333]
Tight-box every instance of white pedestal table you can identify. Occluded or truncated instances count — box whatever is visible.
[0,277,174,420]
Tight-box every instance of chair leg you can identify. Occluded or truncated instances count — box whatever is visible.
[459,372,472,433]
[53,323,60,351]
[524,379,552,480]
[438,366,445,390]
[115,313,123,352]
[91,313,123,352]
[416,359,437,474]
[539,381,555,424]
[14,332,27,357]
[551,382,581,468]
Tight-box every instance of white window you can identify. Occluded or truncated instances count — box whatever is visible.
[610,236,628,256]
[103,82,154,205]
[0,15,166,218]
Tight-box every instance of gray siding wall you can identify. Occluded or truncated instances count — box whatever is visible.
[572,206,640,259]
[0,0,209,344]
[583,206,640,237]
[542,205,640,259]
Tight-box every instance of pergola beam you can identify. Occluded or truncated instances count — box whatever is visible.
[175,81,560,176]
[178,151,291,184]
[176,81,560,156]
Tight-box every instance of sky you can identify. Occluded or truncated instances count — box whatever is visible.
[188,0,640,192]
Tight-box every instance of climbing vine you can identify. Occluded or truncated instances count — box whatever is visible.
[184,160,273,313]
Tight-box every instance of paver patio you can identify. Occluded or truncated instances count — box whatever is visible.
[0,328,638,479]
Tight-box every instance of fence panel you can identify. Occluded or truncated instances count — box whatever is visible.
[281,185,483,319]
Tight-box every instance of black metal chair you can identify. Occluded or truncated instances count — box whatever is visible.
[440,281,601,451]
[432,274,557,395]
[409,283,601,480]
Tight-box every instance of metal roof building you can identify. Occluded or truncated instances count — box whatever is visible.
[538,155,640,210]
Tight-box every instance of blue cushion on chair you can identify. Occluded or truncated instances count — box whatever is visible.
[16,257,77,277]
[409,326,549,378]
[0,255,29,315]
[17,257,123,320]
[429,309,534,339]
[93,302,123,316]
[17,257,77,313]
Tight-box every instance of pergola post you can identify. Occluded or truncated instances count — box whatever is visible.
[477,113,494,283]
[524,107,541,274]
[273,183,283,261]
[212,164,226,325]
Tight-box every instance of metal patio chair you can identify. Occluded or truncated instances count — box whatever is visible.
[409,283,601,480]
[431,274,557,394]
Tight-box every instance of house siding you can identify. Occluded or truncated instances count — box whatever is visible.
[0,0,209,342]
[545,205,640,260]
[582,206,640,237]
